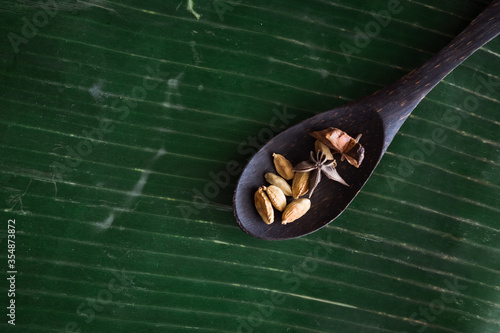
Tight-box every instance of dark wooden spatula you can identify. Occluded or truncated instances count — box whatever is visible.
[234,1,500,240]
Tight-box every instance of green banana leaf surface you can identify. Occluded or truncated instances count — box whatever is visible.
[0,0,499,332]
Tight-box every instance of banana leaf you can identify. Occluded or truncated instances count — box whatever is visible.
[0,0,499,332]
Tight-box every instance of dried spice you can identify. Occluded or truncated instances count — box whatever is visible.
[314,140,334,160]
[263,185,287,212]
[282,198,311,225]
[310,127,365,168]
[293,150,348,198]
[254,187,274,224]
[265,172,292,197]
[254,128,362,226]
[273,153,295,180]
[292,171,310,199]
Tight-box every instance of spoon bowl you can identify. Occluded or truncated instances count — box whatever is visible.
[234,0,500,240]
[234,105,384,240]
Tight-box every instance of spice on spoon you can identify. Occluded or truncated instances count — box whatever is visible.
[293,150,348,198]
[282,198,311,225]
[263,185,287,212]
[292,170,310,199]
[265,172,292,196]
[253,127,363,225]
[272,153,295,180]
[310,127,365,168]
[315,140,334,160]
[254,186,274,224]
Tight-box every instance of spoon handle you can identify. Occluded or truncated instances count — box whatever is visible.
[359,0,500,152]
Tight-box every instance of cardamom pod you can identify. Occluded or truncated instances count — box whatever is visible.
[254,187,274,224]
[292,171,309,199]
[273,153,294,180]
[265,173,292,196]
[314,140,334,161]
[263,185,287,212]
[282,198,311,225]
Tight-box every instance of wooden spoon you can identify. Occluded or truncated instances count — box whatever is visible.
[234,1,500,240]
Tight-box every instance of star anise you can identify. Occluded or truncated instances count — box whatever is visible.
[293,150,349,198]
